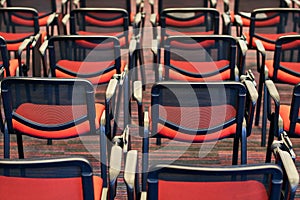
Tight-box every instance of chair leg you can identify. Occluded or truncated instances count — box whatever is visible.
[266,118,275,163]
[16,134,24,159]
[4,126,10,159]
[240,128,247,164]
[261,85,268,147]
[232,137,239,165]
[255,76,264,126]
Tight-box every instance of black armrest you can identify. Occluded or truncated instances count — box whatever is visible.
[221,13,231,35]
[255,40,266,73]
[223,0,230,13]
[149,0,154,14]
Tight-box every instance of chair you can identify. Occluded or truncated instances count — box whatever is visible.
[0,35,33,78]
[1,77,120,162]
[124,133,298,200]
[149,0,217,24]
[0,157,105,200]
[0,6,46,77]
[62,8,131,48]
[133,80,258,192]
[150,7,220,65]
[39,35,132,136]
[240,8,300,51]
[265,79,300,163]
[222,0,290,35]
[153,35,247,82]
[2,0,61,38]
[255,35,300,147]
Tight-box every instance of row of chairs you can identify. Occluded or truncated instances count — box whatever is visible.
[0,0,299,200]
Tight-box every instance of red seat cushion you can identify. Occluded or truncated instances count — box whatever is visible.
[12,103,105,139]
[55,60,126,85]
[166,60,231,81]
[280,105,300,136]
[165,15,205,27]
[158,180,268,200]
[244,32,299,51]
[152,105,237,142]
[0,175,102,200]
[265,60,300,85]
[77,31,132,48]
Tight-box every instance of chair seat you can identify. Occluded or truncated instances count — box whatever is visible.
[165,15,205,27]
[77,31,132,47]
[55,60,126,85]
[265,60,300,85]
[280,105,300,136]
[152,105,237,142]
[244,32,299,51]
[166,60,231,81]
[158,180,268,200]
[0,175,102,200]
[12,103,105,139]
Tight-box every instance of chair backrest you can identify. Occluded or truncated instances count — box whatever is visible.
[287,83,300,137]
[146,163,283,200]
[271,35,300,84]
[0,7,39,50]
[160,8,220,38]
[45,35,122,85]
[0,157,97,200]
[75,0,133,17]
[1,77,98,138]
[5,0,57,17]
[69,8,129,47]
[163,35,238,81]
[230,0,288,16]
[150,81,247,141]
[158,0,216,15]
[0,36,10,77]
[247,8,300,50]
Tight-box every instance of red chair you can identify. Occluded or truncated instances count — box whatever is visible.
[124,133,299,200]
[255,35,300,147]
[222,0,290,35]
[0,7,43,76]
[3,0,60,38]
[154,35,247,82]
[132,80,257,193]
[0,154,125,200]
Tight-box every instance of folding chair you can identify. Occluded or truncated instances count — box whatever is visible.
[0,157,106,200]
[255,35,300,147]
[222,0,290,35]
[3,0,60,38]
[153,35,247,82]
[124,135,298,200]
[1,77,119,162]
[133,80,257,192]
[265,80,300,163]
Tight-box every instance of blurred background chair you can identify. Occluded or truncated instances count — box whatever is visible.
[2,0,61,38]
[0,7,42,76]
[222,0,291,36]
